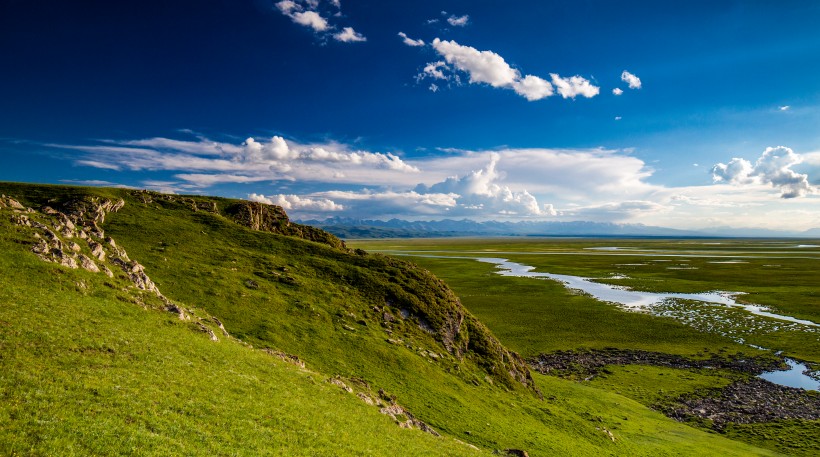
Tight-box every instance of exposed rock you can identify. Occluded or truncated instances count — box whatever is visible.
[357,392,375,405]
[263,349,306,368]
[101,265,114,278]
[59,225,74,238]
[50,248,78,269]
[328,376,354,393]
[88,240,106,261]
[212,317,231,337]
[68,242,81,253]
[379,403,440,436]
[224,201,346,250]
[196,322,219,341]
[78,254,100,273]
[11,214,30,226]
[6,198,25,210]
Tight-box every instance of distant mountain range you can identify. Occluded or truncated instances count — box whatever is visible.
[299,217,820,239]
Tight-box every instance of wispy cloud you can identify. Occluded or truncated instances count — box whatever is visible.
[398,32,424,47]
[446,14,469,27]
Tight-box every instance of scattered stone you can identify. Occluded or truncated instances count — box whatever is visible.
[212,317,230,337]
[196,322,219,341]
[529,349,782,379]
[263,349,306,368]
[357,392,375,405]
[328,376,354,393]
[101,265,114,278]
[68,242,81,252]
[502,449,529,457]
[379,403,440,436]
[383,311,395,323]
[665,378,820,427]
[244,279,259,290]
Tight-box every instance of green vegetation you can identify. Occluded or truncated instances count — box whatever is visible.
[352,237,819,456]
[0,183,800,455]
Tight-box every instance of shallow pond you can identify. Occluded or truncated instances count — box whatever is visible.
[759,359,820,391]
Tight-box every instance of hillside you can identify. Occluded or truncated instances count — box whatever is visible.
[0,182,783,456]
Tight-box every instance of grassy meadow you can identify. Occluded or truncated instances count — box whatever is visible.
[0,182,810,456]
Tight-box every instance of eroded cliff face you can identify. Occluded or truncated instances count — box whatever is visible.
[224,201,347,250]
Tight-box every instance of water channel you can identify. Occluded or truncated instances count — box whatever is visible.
[394,253,819,390]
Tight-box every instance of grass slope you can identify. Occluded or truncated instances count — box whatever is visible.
[0,183,782,456]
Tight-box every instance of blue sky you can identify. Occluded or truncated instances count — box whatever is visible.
[2,0,820,230]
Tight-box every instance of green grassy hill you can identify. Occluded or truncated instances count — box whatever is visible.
[0,182,783,456]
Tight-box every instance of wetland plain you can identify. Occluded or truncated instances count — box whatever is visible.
[351,237,820,455]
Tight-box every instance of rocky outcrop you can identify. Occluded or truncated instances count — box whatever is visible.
[366,254,538,393]
[224,201,346,250]
[4,194,201,327]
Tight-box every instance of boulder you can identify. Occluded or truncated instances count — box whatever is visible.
[78,254,100,273]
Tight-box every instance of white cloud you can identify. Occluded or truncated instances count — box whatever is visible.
[712,146,816,198]
[415,154,556,217]
[779,105,790,111]
[334,26,366,42]
[249,193,344,211]
[429,83,439,92]
[621,70,642,89]
[421,61,449,80]
[291,10,328,31]
[612,87,623,96]
[398,32,424,47]
[430,38,556,101]
[446,14,470,27]
[276,0,364,42]
[431,39,518,88]
[615,116,622,120]
[550,73,599,99]
[511,75,554,101]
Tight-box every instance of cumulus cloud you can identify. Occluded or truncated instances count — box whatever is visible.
[621,70,641,89]
[415,154,557,217]
[430,38,561,101]
[249,193,344,211]
[612,87,623,96]
[334,26,366,42]
[398,32,424,47]
[712,146,816,198]
[512,75,554,101]
[550,73,599,99]
[446,14,470,27]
